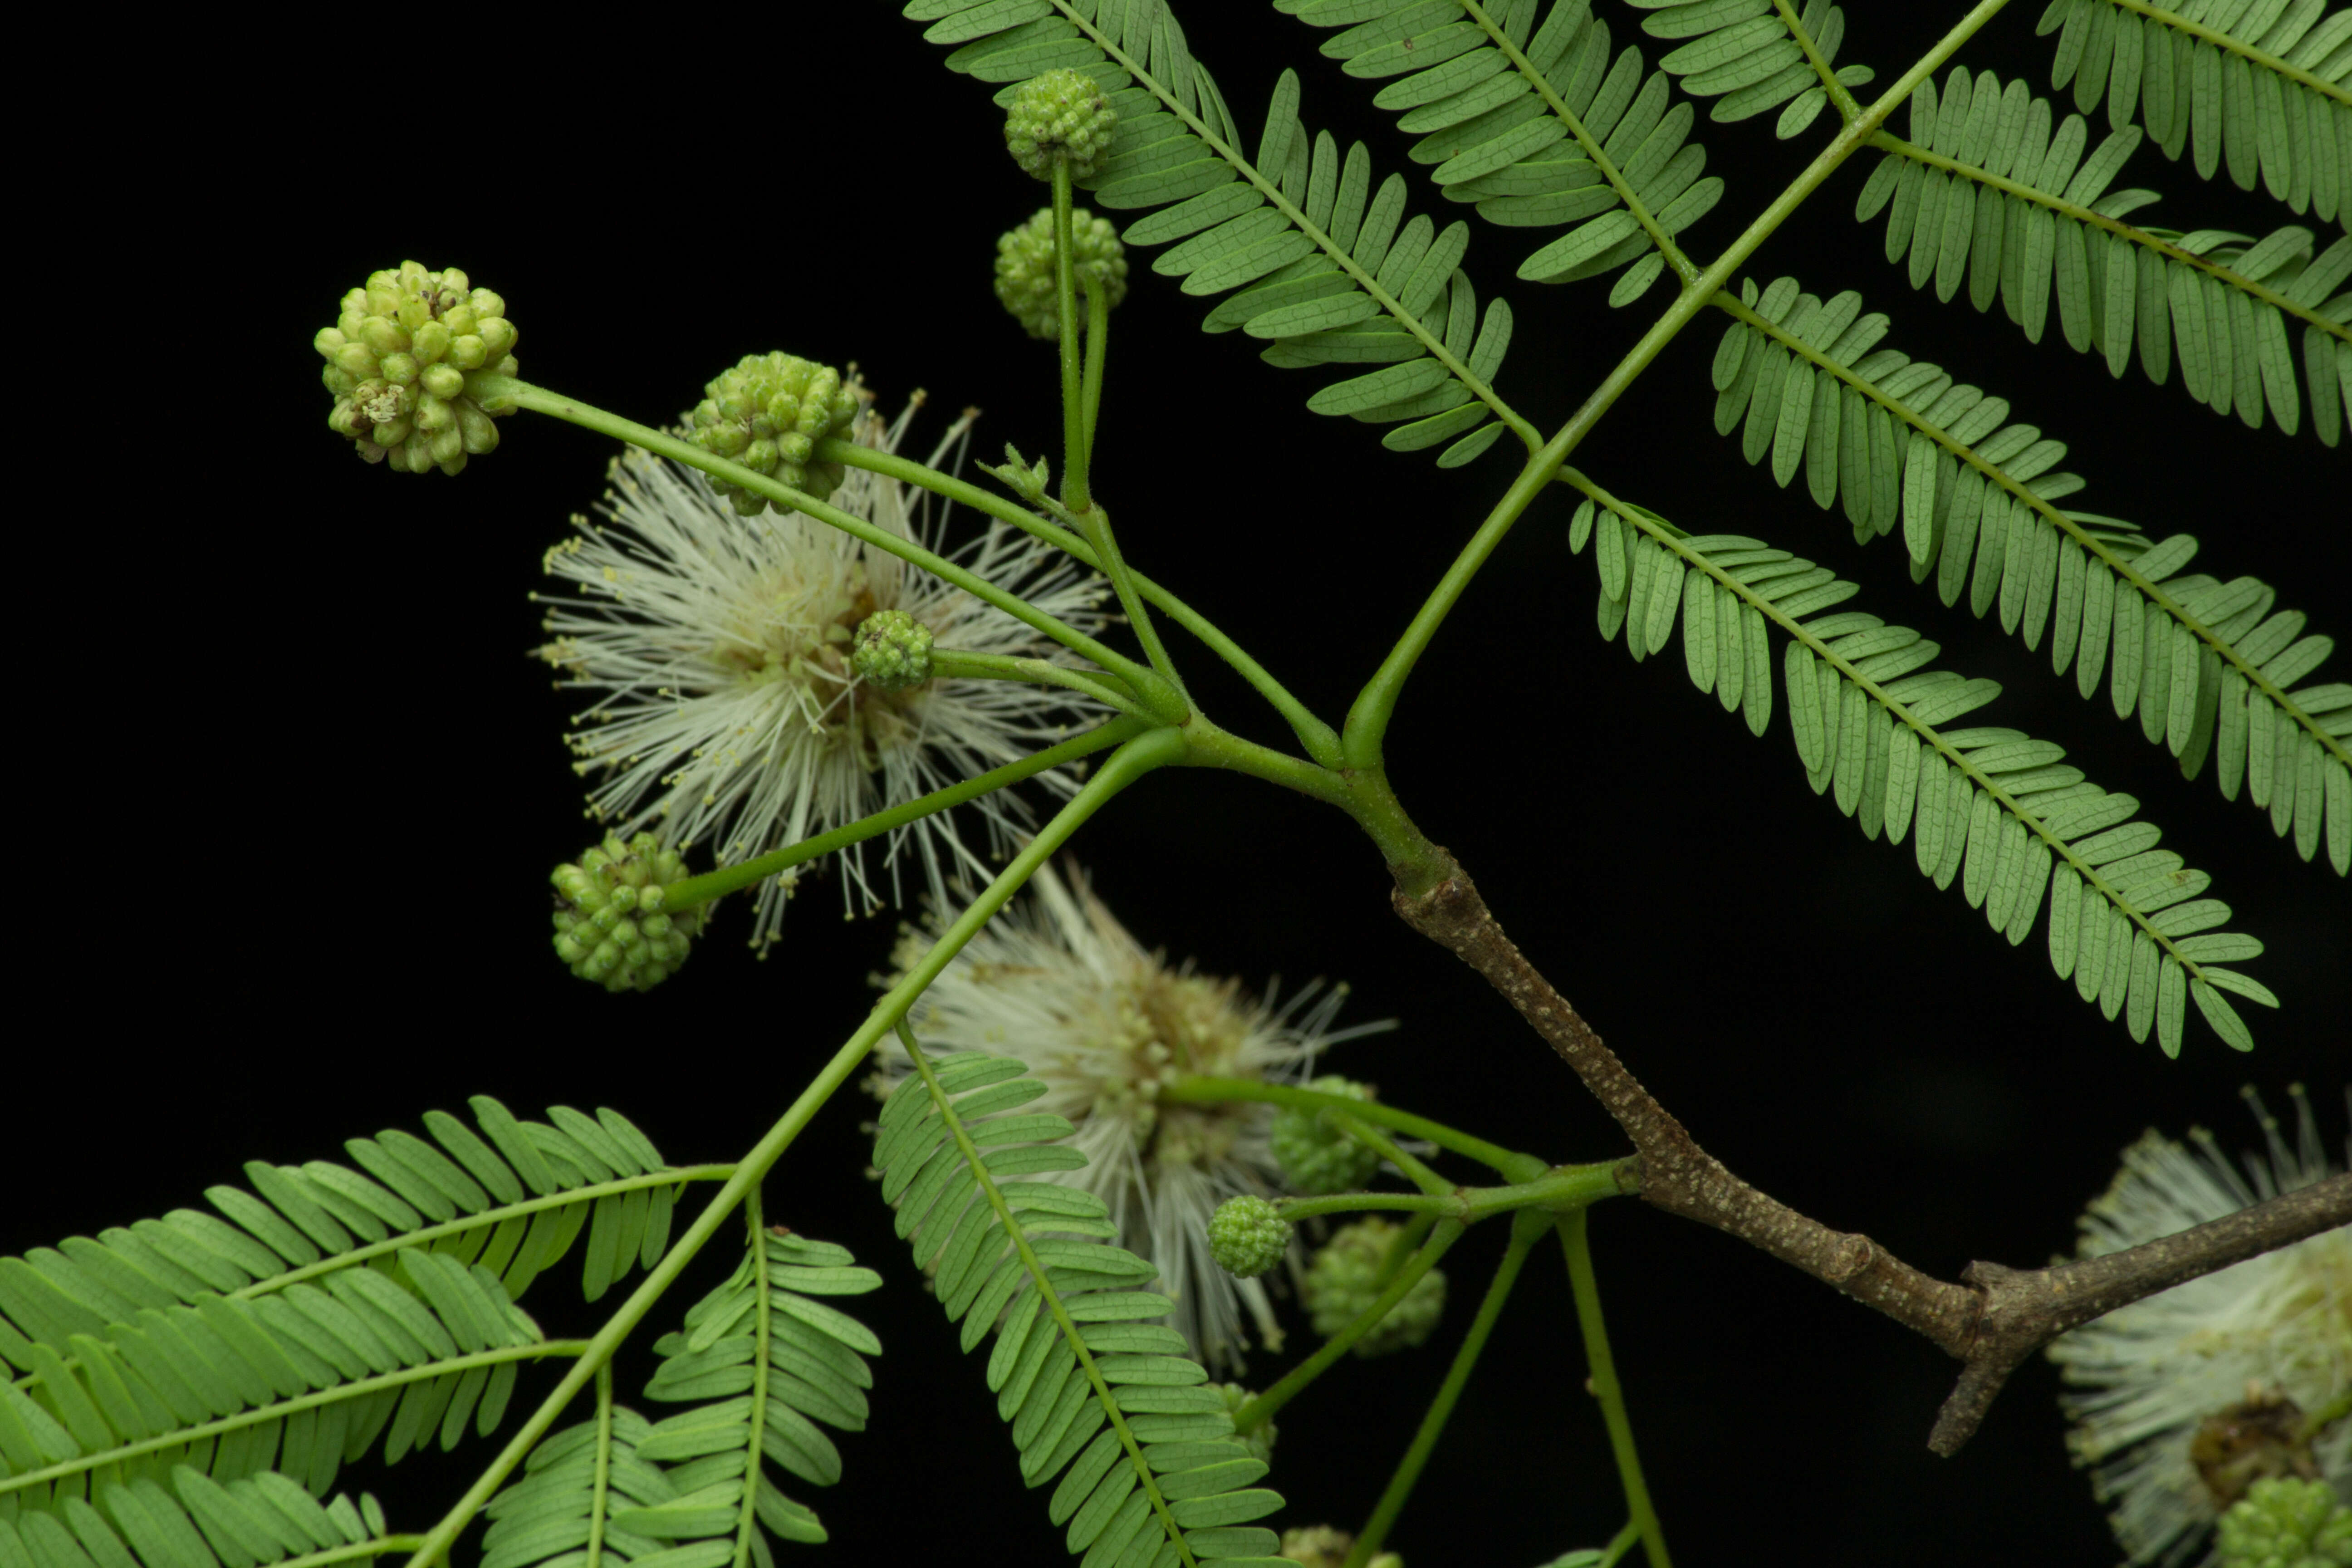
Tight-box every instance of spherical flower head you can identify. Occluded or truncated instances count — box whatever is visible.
[1208,1196,1292,1279]
[872,863,1389,1371]
[993,207,1130,341]
[1004,68,1119,181]
[1270,1076,1381,1195]
[2048,1087,2352,1565]
[316,260,517,475]
[1303,1216,1446,1357]
[851,609,934,692]
[2217,1478,2352,1568]
[1211,1383,1275,1465]
[536,392,1110,951]
[550,832,708,992]
[688,353,860,517]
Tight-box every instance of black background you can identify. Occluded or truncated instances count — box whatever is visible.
[22,5,2347,1567]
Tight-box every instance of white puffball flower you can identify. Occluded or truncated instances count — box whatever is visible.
[873,863,1392,1372]
[2047,1086,2352,1566]
[534,391,1110,951]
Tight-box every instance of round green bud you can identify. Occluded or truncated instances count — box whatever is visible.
[688,353,860,517]
[853,610,935,691]
[1269,1076,1381,1196]
[2216,1477,2352,1568]
[1303,1217,1446,1357]
[1003,69,1119,181]
[993,206,1129,341]
[317,261,515,475]
[1210,1384,1275,1465]
[550,833,710,993]
[1207,1195,1292,1279]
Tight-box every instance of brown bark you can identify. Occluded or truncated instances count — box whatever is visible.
[1390,853,2352,1454]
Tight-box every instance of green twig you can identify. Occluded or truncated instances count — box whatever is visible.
[930,649,1153,722]
[1230,1220,1465,1435]
[651,718,1147,912]
[1559,1210,1670,1568]
[1343,1209,1549,1568]
[1159,1077,1544,1181]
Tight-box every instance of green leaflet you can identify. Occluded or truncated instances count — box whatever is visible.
[1859,63,2352,441]
[1709,272,2351,875]
[479,1234,881,1568]
[0,1467,389,1568]
[1572,505,2281,1054]
[2038,0,2352,230]
[872,1046,1282,1566]
[0,1103,683,1508]
[914,0,1521,466]
[1290,0,1747,303]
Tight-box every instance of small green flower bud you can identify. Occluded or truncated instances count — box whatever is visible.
[853,610,935,691]
[1003,68,1119,181]
[1270,1076,1381,1196]
[317,260,516,475]
[2216,1477,2352,1568]
[1207,1195,1292,1279]
[688,353,860,517]
[1303,1217,1446,1357]
[993,206,1129,341]
[1210,1384,1275,1465]
[550,832,710,992]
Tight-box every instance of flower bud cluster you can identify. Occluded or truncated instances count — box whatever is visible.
[317,261,517,475]
[994,206,1129,340]
[2215,1478,2352,1568]
[1207,1195,1292,1279]
[688,353,861,517]
[1003,69,1119,181]
[551,833,708,992]
[1303,1217,1446,1356]
[1269,1076,1381,1195]
[853,610,935,692]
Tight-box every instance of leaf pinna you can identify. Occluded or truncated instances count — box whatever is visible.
[0,1464,392,1568]
[1707,273,2349,872]
[480,1229,882,1568]
[1568,499,2281,1055]
[0,1102,684,1508]
[872,1043,1286,1567]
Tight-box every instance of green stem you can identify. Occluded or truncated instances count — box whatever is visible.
[1159,1077,1544,1182]
[473,377,1166,704]
[1230,1220,1465,1435]
[1338,0,2011,769]
[650,717,1146,912]
[1342,1209,1548,1568]
[819,439,1342,765]
[1601,1519,1643,1568]
[585,1362,613,1568]
[1559,1210,1669,1568]
[397,730,1183,1568]
[1053,162,1091,514]
[1774,0,1862,122]
[1082,270,1111,469]
[1272,1164,1621,1226]
[930,649,1152,722]
[1327,1110,1450,1196]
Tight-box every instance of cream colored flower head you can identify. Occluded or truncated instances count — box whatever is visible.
[872,863,1390,1371]
[2048,1086,2352,1566]
[535,390,1110,951]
